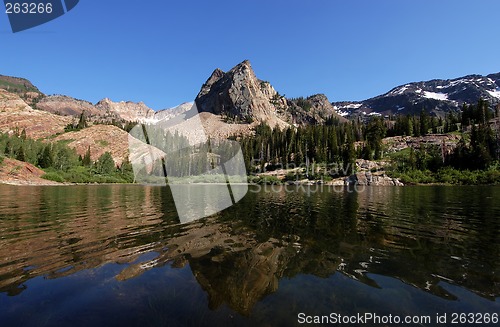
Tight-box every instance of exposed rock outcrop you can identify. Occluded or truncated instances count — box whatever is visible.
[340,159,404,186]
[1,74,158,123]
[288,93,347,124]
[346,172,404,186]
[96,98,155,122]
[383,134,461,153]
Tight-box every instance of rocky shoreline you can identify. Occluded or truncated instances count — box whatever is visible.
[0,157,404,187]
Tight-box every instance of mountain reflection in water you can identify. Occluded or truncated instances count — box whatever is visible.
[0,184,499,325]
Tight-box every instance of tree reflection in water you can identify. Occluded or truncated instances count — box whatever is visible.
[0,184,499,318]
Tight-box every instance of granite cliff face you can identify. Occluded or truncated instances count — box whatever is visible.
[195,60,289,128]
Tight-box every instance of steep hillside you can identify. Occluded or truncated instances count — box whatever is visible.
[0,74,44,108]
[54,125,130,166]
[154,102,193,121]
[0,89,71,139]
[0,157,60,185]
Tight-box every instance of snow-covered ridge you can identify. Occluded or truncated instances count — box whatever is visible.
[332,72,500,118]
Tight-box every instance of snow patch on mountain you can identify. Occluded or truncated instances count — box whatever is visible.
[389,85,410,96]
[423,91,448,101]
[487,89,500,99]
[343,103,362,109]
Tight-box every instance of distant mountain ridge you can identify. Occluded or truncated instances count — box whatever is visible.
[334,72,500,117]
[2,66,499,125]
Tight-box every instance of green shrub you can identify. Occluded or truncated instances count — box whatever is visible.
[42,172,65,183]
[257,176,282,185]
[482,170,500,184]
[284,172,300,181]
[391,169,436,184]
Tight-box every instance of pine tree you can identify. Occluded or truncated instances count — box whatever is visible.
[82,146,92,167]
[406,116,414,136]
[16,145,26,162]
[419,109,429,136]
[365,117,386,160]
[40,145,55,168]
[342,139,356,176]
[96,152,115,174]
[77,111,88,130]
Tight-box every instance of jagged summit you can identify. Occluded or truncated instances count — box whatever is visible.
[195,60,288,127]
[195,60,343,127]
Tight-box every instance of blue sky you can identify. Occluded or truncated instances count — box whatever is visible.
[1,0,499,109]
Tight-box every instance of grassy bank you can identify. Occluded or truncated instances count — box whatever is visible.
[388,167,500,185]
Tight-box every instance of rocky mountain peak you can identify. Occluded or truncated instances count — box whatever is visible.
[195,60,287,127]
[198,68,225,98]
[195,60,344,127]
[229,59,252,74]
[307,93,330,105]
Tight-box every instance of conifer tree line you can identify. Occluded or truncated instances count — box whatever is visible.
[238,99,499,174]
